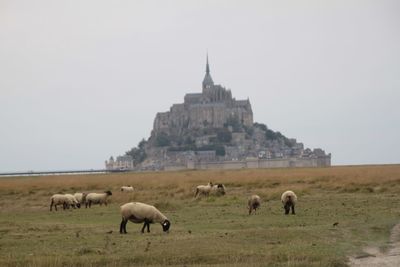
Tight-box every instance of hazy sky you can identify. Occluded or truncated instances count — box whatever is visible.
[1,0,399,172]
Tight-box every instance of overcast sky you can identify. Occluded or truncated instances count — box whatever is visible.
[1,0,399,172]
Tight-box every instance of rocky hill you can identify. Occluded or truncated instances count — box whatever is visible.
[105,57,330,171]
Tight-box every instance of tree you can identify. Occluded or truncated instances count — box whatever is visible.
[125,139,147,165]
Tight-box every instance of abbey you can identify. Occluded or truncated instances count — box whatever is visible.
[105,57,331,171]
[153,56,253,134]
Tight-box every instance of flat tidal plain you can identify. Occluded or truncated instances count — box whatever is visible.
[0,165,399,267]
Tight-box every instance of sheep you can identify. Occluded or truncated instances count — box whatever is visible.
[210,183,226,196]
[85,190,112,208]
[49,194,70,211]
[248,195,261,215]
[281,190,297,215]
[194,182,213,198]
[120,186,134,192]
[120,202,171,234]
[62,194,80,209]
[73,192,87,205]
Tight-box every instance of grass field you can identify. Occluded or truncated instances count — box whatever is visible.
[0,165,400,267]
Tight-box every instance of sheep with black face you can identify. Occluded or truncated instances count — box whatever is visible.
[281,190,297,215]
[120,202,171,234]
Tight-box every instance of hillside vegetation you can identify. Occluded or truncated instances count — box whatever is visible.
[0,165,400,266]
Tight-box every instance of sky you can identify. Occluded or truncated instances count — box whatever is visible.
[1,0,399,172]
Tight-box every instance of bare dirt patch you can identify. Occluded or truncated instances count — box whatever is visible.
[349,223,400,267]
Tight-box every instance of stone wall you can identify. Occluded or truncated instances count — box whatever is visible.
[160,155,331,171]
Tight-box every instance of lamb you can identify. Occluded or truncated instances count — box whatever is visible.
[210,183,226,196]
[73,192,87,205]
[85,190,112,208]
[119,202,171,234]
[64,194,80,209]
[248,195,261,215]
[194,182,213,198]
[120,186,134,192]
[281,190,297,215]
[49,194,70,211]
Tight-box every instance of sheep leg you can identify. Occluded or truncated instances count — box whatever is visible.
[291,205,295,215]
[284,203,290,215]
[89,201,92,208]
[141,222,146,233]
[146,221,150,233]
[120,218,128,234]
[50,200,53,211]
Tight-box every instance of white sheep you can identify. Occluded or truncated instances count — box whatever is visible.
[49,194,69,211]
[85,190,112,208]
[194,182,213,198]
[73,192,87,205]
[120,186,134,192]
[248,195,261,215]
[64,194,80,209]
[281,190,297,215]
[120,202,171,234]
[210,183,226,196]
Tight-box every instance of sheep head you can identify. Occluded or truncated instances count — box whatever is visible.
[162,220,171,232]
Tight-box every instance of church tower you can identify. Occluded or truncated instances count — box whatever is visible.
[202,54,214,91]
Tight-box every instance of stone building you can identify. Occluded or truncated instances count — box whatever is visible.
[105,155,134,170]
[153,56,253,134]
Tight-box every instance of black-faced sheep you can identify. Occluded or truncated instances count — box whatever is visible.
[120,186,134,192]
[49,194,70,211]
[194,182,213,198]
[281,190,297,215]
[248,195,261,215]
[119,202,171,234]
[85,191,112,208]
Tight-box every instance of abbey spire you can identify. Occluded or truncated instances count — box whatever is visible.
[202,54,214,89]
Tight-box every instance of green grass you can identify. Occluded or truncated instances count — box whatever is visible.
[0,165,400,266]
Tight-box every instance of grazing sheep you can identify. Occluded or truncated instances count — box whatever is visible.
[120,202,171,234]
[248,195,261,215]
[85,191,112,208]
[281,190,297,215]
[49,194,69,211]
[73,192,87,205]
[64,194,80,209]
[120,186,134,192]
[194,182,213,198]
[210,184,226,196]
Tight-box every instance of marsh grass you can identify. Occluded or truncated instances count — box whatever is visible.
[0,165,400,266]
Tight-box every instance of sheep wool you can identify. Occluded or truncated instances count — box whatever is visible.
[248,195,261,215]
[281,190,297,215]
[64,194,80,209]
[120,186,134,192]
[85,191,112,208]
[50,194,69,211]
[73,192,87,204]
[120,202,170,234]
